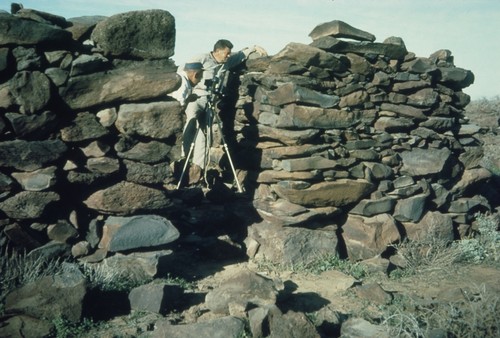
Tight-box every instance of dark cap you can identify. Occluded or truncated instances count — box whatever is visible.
[184,62,204,71]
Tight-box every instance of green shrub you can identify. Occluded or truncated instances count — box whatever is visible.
[256,253,367,279]
[454,212,499,264]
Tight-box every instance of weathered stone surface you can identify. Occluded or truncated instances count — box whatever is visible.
[154,316,246,338]
[84,182,172,215]
[277,104,367,129]
[350,197,396,217]
[438,66,474,89]
[380,102,427,120]
[374,116,415,132]
[273,179,374,207]
[59,62,179,110]
[91,10,175,59]
[246,221,338,265]
[0,191,60,219]
[343,213,401,261]
[309,20,375,42]
[103,215,179,252]
[272,42,346,71]
[47,220,79,243]
[129,282,183,314]
[269,310,321,338]
[115,101,183,139]
[5,110,57,139]
[393,193,428,222]
[70,54,110,76]
[279,156,338,172]
[11,166,57,191]
[400,148,451,176]
[0,139,67,170]
[9,71,51,114]
[60,111,109,142]
[266,83,339,108]
[0,13,72,46]
[5,263,86,322]
[124,159,172,185]
[341,317,390,338]
[402,211,454,242]
[86,157,120,174]
[116,140,172,164]
[257,124,320,145]
[205,269,279,314]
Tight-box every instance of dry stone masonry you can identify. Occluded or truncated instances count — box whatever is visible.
[0,6,495,266]
[0,6,498,336]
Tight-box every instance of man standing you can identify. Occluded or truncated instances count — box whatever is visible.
[183,39,267,183]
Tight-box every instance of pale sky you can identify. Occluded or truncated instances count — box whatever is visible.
[9,0,500,100]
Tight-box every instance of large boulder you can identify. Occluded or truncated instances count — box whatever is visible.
[91,10,175,59]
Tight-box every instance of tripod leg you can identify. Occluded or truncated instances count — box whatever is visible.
[213,112,244,193]
[176,127,200,189]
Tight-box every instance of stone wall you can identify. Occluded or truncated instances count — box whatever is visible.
[0,8,496,265]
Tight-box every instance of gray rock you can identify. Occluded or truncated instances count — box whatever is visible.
[350,197,396,217]
[267,83,339,108]
[153,316,246,338]
[380,102,427,120]
[105,215,179,252]
[84,182,172,215]
[59,61,179,110]
[11,166,57,191]
[277,104,369,129]
[400,147,452,177]
[116,101,183,139]
[9,71,51,114]
[5,110,57,139]
[0,139,67,171]
[5,263,86,323]
[205,269,280,314]
[340,317,390,338]
[0,13,72,46]
[343,213,400,261]
[129,282,183,314]
[438,66,474,89]
[60,111,109,142]
[116,140,172,164]
[309,20,375,42]
[393,193,428,222]
[91,10,175,59]
[0,191,60,219]
[274,179,374,208]
[272,42,346,71]
[246,221,338,265]
[70,53,110,76]
[85,157,120,174]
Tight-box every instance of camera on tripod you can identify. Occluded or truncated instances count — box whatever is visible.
[205,67,227,100]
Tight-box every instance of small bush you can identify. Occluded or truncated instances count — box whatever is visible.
[81,261,152,292]
[0,244,63,311]
[256,253,367,279]
[454,212,500,264]
[381,284,499,337]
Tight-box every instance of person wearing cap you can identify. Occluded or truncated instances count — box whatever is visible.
[169,62,204,107]
[184,39,267,180]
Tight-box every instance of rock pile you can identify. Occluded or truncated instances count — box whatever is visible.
[0,6,498,337]
[233,20,495,264]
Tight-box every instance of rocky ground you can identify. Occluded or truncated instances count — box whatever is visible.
[76,98,500,337]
